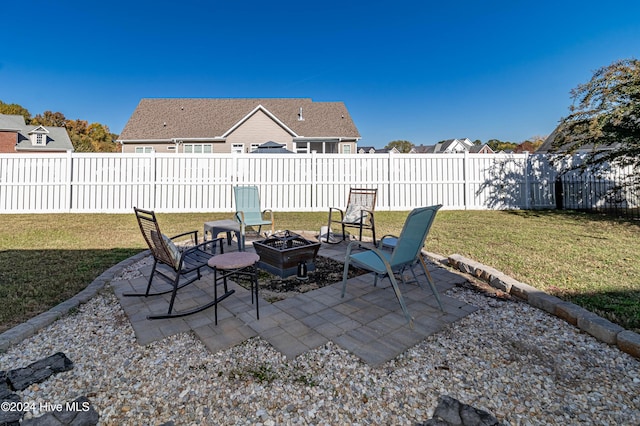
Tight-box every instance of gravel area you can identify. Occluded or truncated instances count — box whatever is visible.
[1,265,639,425]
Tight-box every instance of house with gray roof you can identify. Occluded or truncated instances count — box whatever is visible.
[0,114,74,153]
[418,138,494,154]
[117,98,361,154]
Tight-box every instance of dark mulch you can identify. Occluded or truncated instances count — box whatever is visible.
[235,256,366,301]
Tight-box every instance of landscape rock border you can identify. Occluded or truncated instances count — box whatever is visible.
[431,252,640,360]
[0,249,638,361]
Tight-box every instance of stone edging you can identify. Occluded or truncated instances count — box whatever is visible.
[423,251,640,360]
[0,251,150,353]
[2,249,639,362]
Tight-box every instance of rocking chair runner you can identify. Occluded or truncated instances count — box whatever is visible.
[326,188,377,244]
[124,207,234,320]
[341,205,444,328]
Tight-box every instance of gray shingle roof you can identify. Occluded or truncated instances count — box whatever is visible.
[118,98,360,141]
[0,114,74,152]
[0,114,27,130]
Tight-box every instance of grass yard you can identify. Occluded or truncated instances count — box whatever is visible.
[0,210,638,334]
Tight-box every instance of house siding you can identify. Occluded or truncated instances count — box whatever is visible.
[225,110,293,152]
[0,131,17,153]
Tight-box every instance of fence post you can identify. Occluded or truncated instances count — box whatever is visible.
[65,151,73,212]
[311,151,317,211]
[523,152,530,209]
[150,151,157,210]
[463,151,469,210]
[387,151,394,211]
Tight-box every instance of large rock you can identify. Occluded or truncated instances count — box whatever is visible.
[6,353,73,391]
[420,395,503,426]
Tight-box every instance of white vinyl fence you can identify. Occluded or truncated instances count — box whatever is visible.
[0,152,568,213]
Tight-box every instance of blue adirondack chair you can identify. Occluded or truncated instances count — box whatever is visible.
[341,205,444,327]
[234,186,275,239]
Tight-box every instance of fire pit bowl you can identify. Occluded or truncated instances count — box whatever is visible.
[253,231,321,278]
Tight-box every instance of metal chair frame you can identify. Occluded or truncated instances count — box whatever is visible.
[326,188,377,244]
[124,207,234,320]
[341,205,444,327]
[234,186,275,237]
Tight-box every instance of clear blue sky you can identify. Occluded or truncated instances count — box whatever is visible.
[3,1,639,148]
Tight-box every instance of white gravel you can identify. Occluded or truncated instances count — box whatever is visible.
[1,275,639,425]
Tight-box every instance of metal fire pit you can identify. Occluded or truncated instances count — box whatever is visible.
[253,231,321,278]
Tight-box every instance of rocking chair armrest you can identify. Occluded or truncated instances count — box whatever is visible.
[180,237,225,260]
[169,229,199,244]
[359,209,375,222]
[328,207,345,221]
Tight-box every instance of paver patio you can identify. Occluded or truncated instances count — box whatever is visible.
[111,237,478,366]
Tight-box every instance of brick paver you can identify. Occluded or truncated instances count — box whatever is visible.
[111,237,477,366]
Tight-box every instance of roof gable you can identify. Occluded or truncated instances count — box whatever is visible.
[28,125,50,134]
[118,98,360,142]
[223,104,298,138]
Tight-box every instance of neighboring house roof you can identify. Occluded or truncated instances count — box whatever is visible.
[251,141,294,153]
[118,98,361,142]
[424,138,474,154]
[357,146,399,154]
[0,114,26,131]
[0,114,74,152]
[469,144,495,154]
[358,146,376,153]
[537,127,622,153]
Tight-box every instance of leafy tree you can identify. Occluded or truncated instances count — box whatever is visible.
[32,110,68,127]
[0,100,32,123]
[486,139,518,152]
[514,136,546,153]
[385,140,414,153]
[550,58,640,177]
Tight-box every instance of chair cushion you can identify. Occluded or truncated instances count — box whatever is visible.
[344,204,368,224]
[162,234,182,269]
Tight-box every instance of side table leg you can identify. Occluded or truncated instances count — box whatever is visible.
[253,264,259,320]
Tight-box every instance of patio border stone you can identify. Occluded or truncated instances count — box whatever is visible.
[0,251,150,352]
[446,253,640,360]
[1,249,638,363]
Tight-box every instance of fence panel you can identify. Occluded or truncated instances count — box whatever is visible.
[5,151,629,214]
[71,154,154,213]
[0,154,71,212]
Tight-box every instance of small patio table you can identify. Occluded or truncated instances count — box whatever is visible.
[208,252,260,324]
[204,219,245,251]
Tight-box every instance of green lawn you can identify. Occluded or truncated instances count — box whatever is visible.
[0,210,638,334]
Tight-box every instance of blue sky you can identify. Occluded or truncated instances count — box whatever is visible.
[2,1,639,148]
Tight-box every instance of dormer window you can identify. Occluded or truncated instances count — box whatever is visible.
[29,126,49,147]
